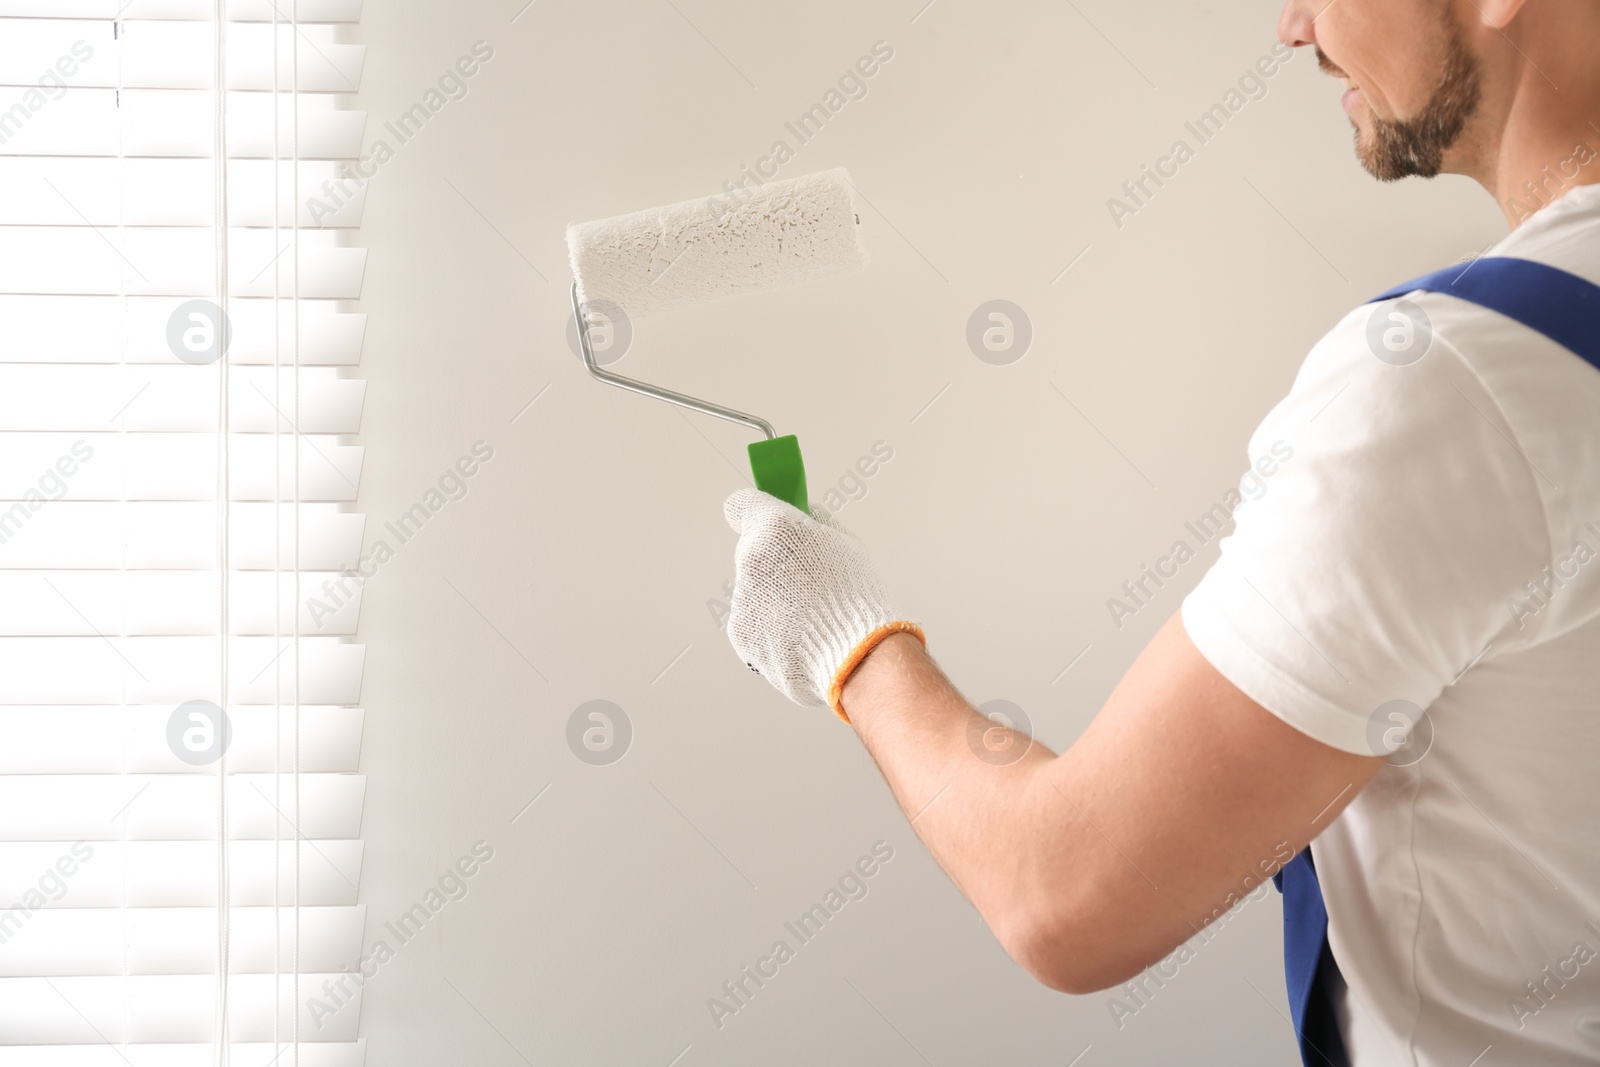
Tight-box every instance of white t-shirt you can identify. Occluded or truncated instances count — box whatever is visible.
[1183,181,1600,1067]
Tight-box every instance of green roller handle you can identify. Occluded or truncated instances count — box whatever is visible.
[748,434,808,513]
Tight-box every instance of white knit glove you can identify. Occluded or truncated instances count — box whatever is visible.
[723,488,924,720]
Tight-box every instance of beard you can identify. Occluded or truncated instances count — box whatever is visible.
[1318,27,1483,181]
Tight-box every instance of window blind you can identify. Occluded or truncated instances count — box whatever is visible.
[0,0,368,1063]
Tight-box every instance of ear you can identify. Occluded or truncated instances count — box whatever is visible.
[1471,0,1529,31]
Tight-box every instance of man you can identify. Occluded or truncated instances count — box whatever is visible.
[722,1,1600,1064]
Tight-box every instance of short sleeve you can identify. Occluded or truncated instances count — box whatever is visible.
[1180,302,1551,755]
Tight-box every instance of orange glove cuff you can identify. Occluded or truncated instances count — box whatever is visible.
[827,621,926,723]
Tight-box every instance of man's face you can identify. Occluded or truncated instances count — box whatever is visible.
[1284,0,1484,180]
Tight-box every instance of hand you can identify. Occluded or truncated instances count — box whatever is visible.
[722,488,923,719]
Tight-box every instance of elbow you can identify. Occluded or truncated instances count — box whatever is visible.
[993,901,1148,996]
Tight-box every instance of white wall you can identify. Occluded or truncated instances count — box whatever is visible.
[340,1,1504,1063]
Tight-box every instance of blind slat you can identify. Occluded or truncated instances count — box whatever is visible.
[0,296,366,365]
[0,158,366,227]
[0,90,366,159]
[0,636,365,704]
[0,227,366,298]
[0,906,365,976]
[0,570,362,634]
[0,1043,366,1067]
[0,1,363,20]
[0,840,363,907]
[0,975,362,1042]
[0,22,362,92]
[0,367,363,433]
[0,433,364,502]
[0,503,365,571]
[0,908,363,972]
[0,774,365,840]
[0,706,362,772]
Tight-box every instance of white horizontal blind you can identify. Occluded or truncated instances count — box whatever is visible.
[0,0,369,1063]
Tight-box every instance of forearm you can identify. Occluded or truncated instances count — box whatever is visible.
[840,633,1072,969]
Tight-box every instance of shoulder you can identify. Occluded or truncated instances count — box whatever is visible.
[1253,293,1528,484]
[1182,292,1554,743]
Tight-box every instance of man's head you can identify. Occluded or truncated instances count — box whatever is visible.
[1280,0,1600,224]
[1281,0,1490,181]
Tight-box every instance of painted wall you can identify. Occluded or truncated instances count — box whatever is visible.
[338,1,1503,1062]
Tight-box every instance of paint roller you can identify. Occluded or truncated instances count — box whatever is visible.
[565,167,869,513]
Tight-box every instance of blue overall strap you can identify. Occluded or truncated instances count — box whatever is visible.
[1370,256,1600,370]
[1271,255,1600,1067]
[1273,851,1349,1067]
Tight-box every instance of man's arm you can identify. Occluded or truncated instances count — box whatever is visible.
[721,488,1385,993]
[840,612,1384,994]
